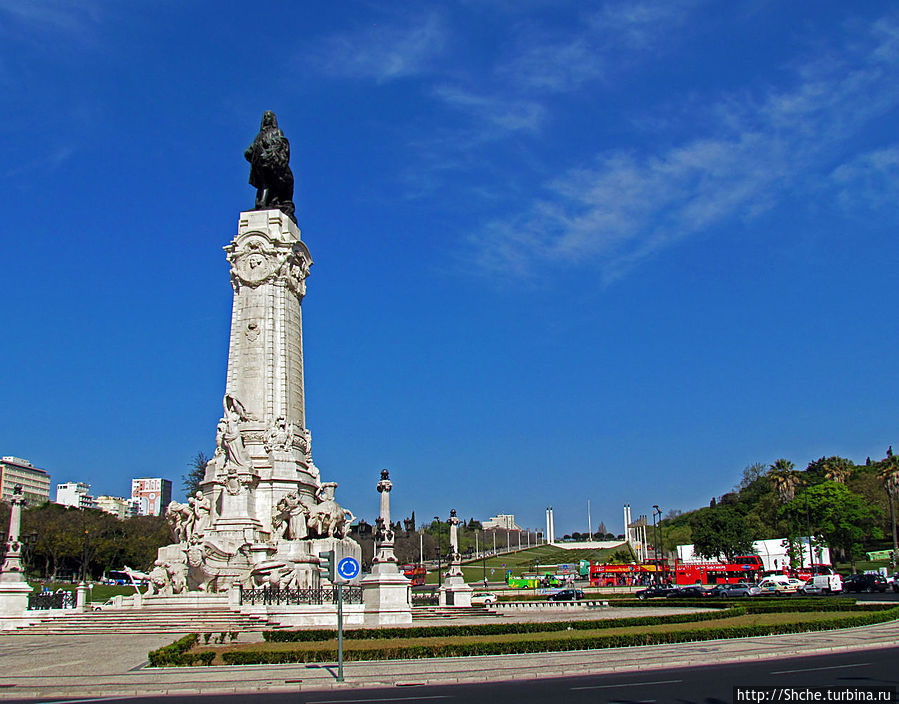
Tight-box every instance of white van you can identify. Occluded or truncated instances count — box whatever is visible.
[801,574,843,594]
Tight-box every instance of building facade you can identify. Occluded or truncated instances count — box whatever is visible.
[55,482,96,510]
[483,514,521,531]
[130,477,172,516]
[95,495,138,520]
[0,456,51,505]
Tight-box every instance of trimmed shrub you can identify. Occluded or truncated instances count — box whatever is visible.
[231,605,899,665]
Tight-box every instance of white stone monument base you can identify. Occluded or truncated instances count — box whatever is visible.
[241,602,366,628]
[361,565,412,626]
[0,581,36,630]
[438,575,473,607]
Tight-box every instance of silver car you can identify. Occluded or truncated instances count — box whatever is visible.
[710,582,761,597]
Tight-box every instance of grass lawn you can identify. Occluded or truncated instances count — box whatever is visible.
[32,582,140,602]
[427,544,625,585]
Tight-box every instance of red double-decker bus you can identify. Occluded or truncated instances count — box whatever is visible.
[401,564,427,586]
[674,555,764,585]
[588,563,670,587]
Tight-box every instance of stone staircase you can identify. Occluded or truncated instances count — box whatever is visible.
[6,606,281,636]
[411,605,495,620]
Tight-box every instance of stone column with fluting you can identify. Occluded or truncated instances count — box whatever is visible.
[447,509,463,577]
[373,469,397,566]
[0,487,26,582]
[438,508,473,607]
[362,469,412,625]
[0,485,35,627]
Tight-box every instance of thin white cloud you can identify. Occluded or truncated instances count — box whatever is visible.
[312,12,448,83]
[473,17,899,281]
[496,0,697,93]
[588,0,692,48]
[431,85,545,133]
[0,0,101,35]
[831,147,899,212]
[4,145,75,179]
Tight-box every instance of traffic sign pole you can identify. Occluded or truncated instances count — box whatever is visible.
[337,582,344,682]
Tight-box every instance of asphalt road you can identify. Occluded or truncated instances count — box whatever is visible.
[14,646,898,704]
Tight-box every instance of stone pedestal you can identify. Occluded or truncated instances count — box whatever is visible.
[362,562,412,626]
[438,574,473,607]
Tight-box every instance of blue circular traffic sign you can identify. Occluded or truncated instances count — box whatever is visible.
[337,556,360,580]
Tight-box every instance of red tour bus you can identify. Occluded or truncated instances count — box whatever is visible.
[401,564,427,586]
[588,563,670,587]
[674,555,764,585]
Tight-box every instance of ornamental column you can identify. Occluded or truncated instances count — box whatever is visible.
[0,485,34,627]
[373,469,397,565]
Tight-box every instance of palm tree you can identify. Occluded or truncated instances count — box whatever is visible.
[769,459,801,503]
[822,458,852,485]
[769,459,803,570]
[879,456,899,568]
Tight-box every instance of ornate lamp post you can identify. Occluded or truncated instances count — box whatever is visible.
[433,516,441,586]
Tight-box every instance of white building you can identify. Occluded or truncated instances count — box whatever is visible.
[55,482,96,510]
[483,514,521,531]
[677,537,832,572]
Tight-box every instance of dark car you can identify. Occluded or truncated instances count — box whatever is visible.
[547,588,585,601]
[666,585,709,598]
[636,586,676,600]
[842,574,889,593]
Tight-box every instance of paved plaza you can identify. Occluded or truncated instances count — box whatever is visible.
[0,617,896,699]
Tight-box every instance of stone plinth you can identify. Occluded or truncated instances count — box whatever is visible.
[438,574,473,607]
[361,563,412,626]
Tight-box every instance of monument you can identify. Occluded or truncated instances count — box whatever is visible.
[360,470,412,624]
[0,486,35,627]
[148,112,360,598]
[438,509,473,607]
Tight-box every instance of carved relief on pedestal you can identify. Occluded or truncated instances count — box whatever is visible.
[225,231,311,296]
[264,415,297,453]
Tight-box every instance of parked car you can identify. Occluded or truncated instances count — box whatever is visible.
[708,582,761,598]
[842,573,889,593]
[884,573,899,593]
[547,588,585,601]
[470,592,498,605]
[666,585,709,598]
[758,576,804,595]
[635,586,676,600]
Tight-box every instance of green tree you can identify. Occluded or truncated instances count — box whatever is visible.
[183,451,210,497]
[878,456,899,567]
[790,483,882,572]
[690,506,756,562]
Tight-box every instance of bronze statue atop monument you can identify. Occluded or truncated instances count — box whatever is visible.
[245,111,296,223]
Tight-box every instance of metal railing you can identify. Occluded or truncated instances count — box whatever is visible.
[240,585,363,606]
[28,591,75,610]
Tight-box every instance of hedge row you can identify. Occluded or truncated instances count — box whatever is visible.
[226,605,899,665]
[262,607,745,642]
[148,634,216,667]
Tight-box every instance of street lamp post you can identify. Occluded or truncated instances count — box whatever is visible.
[433,516,441,587]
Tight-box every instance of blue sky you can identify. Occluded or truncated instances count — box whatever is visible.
[2,1,898,536]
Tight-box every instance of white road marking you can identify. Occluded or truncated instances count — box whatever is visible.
[308,696,452,704]
[571,678,682,691]
[771,662,870,675]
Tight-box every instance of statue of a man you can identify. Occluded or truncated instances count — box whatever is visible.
[245,111,296,223]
